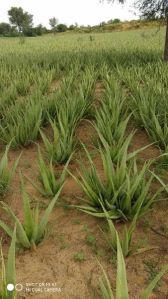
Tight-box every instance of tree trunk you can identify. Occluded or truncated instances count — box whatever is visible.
[164,17,168,61]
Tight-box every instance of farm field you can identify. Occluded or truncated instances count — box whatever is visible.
[1,27,168,299]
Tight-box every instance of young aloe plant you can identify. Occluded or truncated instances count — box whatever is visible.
[102,211,137,257]
[100,199,157,258]
[130,83,168,151]
[70,144,160,221]
[27,147,71,197]
[55,93,92,129]
[0,178,62,249]
[0,143,20,197]
[99,234,168,299]
[95,77,128,144]
[40,119,76,164]
[0,228,16,299]
[96,128,153,164]
[78,66,96,103]
[0,99,42,148]
[95,109,130,146]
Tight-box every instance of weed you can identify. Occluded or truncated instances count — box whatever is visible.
[73,251,85,262]
[86,234,96,247]
[144,260,161,291]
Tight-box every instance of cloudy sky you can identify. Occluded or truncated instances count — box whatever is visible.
[0,0,137,27]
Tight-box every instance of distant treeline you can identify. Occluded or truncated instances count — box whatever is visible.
[0,23,47,37]
[0,7,166,38]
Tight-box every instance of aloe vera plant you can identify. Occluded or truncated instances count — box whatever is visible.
[95,89,129,146]
[0,99,42,148]
[71,145,160,220]
[94,76,133,154]
[27,147,70,197]
[96,129,152,164]
[15,77,30,96]
[102,210,156,258]
[0,143,20,197]
[35,71,53,95]
[55,91,92,130]
[78,66,96,102]
[102,211,138,257]
[40,119,76,164]
[0,179,62,249]
[0,228,16,299]
[130,83,168,151]
[0,86,18,119]
[99,234,168,299]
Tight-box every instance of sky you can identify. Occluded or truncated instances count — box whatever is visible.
[0,0,138,28]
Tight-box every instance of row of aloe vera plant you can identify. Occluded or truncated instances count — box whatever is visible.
[69,76,168,298]
[116,63,168,169]
[70,76,158,221]
[0,67,98,298]
[0,67,97,150]
[0,144,64,298]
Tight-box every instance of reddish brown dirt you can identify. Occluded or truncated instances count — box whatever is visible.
[130,127,160,160]
[94,82,104,99]
[50,80,61,93]
[1,84,168,299]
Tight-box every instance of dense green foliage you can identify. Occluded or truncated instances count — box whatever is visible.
[8,7,33,33]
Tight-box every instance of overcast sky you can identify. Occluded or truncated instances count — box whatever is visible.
[0,0,137,27]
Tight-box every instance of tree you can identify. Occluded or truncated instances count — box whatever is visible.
[135,1,168,60]
[8,7,33,34]
[57,24,67,32]
[108,0,168,61]
[49,17,58,34]
[0,23,11,36]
